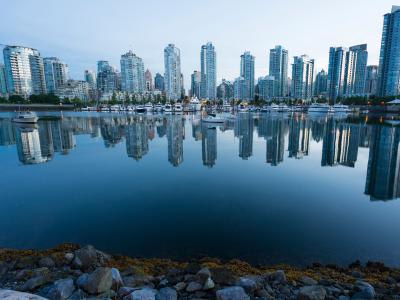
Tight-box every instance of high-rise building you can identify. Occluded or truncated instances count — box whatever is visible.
[84,70,97,90]
[217,79,234,100]
[43,57,68,93]
[3,45,46,97]
[120,50,145,94]
[240,51,255,101]
[234,77,246,100]
[365,66,378,96]
[0,64,7,96]
[144,69,153,91]
[327,47,348,102]
[291,55,314,101]
[377,6,400,97]
[154,73,164,91]
[314,70,328,98]
[96,61,119,95]
[190,71,201,98]
[164,44,182,100]
[200,42,217,99]
[257,76,275,101]
[269,45,289,98]
[349,44,368,96]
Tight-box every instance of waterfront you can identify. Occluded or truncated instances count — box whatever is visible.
[0,112,400,267]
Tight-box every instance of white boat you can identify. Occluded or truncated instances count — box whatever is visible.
[145,102,153,112]
[110,105,120,112]
[164,103,173,113]
[261,106,269,112]
[269,104,280,112]
[12,111,38,124]
[136,105,146,113]
[238,103,248,112]
[100,105,110,112]
[278,104,290,112]
[127,105,135,112]
[308,103,330,114]
[223,103,232,112]
[154,102,163,112]
[81,107,90,111]
[189,97,202,111]
[332,104,350,113]
[202,113,225,123]
[174,103,183,113]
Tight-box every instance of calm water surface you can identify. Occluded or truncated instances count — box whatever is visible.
[0,112,400,267]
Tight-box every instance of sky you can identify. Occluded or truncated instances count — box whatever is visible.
[0,0,395,90]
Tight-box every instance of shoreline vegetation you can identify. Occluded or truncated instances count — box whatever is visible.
[0,244,399,299]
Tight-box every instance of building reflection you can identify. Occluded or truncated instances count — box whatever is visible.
[288,116,310,159]
[201,124,217,167]
[126,116,149,161]
[15,125,49,164]
[235,114,253,160]
[265,116,286,166]
[167,115,184,167]
[365,125,400,201]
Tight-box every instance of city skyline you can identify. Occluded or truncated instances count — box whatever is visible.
[0,0,395,90]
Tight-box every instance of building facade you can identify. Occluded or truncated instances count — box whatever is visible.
[190,71,201,98]
[257,76,275,101]
[314,70,328,98]
[269,45,289,98]
[200,42,217,99]
[291,55,314,101]
[164,44,182,101]
[120,51,145,94]
[0,64,7,96]
[97,61,119,95]
[43,57,68,94]
[365,65,378,96]
[55,80,90,101]
[144,69,153,91]
[240,51,255,101]
[154,73,164,91]
[217,79,234,100]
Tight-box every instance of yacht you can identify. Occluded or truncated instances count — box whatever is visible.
[136,105,146,113]
[100,105,110,112]
[110,105,120,112]
[278,104,290,112]
[164,103,173,113]
[269,104,280,112]
[332,104,350,113]
[308,103,330,114]
[223,102,232,112]
[202,113,225,124]
[238,103,248,112]
[174,103,183,113]
[154,102,163,112]
[189,97,202,111]
[127,105,135,112]
[12,111,38,124]
[261,105,269,112]
[145,102,153,112]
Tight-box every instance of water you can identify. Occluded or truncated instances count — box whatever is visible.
[1,112,400,267]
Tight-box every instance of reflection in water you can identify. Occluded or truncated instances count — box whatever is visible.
[1,113,400,201]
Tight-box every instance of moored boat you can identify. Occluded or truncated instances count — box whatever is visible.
[12,111,39,124]
[308,103,330,114]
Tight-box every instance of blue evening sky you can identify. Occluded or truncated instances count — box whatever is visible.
[0,0,395,89]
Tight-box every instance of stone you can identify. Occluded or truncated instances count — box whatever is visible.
[196,267,212,283]
[111,268,124,290]
[186,281,203,292]
[269,270,286,284]
[73,245,98,271]
[216,286,250,300]
[185,262,201,274]
[123,274,154,288]
[118,286,136,298]
[38,257,55,268]
[21,275,48,291]
[203,277,215,290]
[300,276,318,286]
[0,289,48,299]
[64,253,74,264]
[0,262,9,278]
[174,282,186,291]
[352,281,375,299]
[155,287,177,300]
[236,277,257,293]
[124,287,157,300]
[255,288,274,299]
[47,278,75,300]
[297,285,327,300]
[85,267,113,294]
[16,257,38,269]
[68,289,87,300]
[76,273,89,289]
[211,268,238,285]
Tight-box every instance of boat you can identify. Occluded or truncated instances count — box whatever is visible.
[261,105,269,112]
[110,105,120,112]
[127,105,135,112]
[332,104,350,113]
[164,103,173,113]
[12,111,38,124]
[154,102,163,112]
[189,97,202,111]
[145,102,153,112]
[238,103,248,112]
[308,103,330,114]
[174,103,183,113]
[202,113,225,123]
[100,105,110,112]
[223,102,232,112]
[278,104,290,112]
[136,105,146,113]
[269,104,280,112]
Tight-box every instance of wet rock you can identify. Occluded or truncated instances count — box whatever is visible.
[186,281,203,292]
[196,267,212,283]
[76,273,89,289]
[269,270,287,285]
[300,276,318,286]
[47,278,75,300]
[68,288,87,300]
[211,268,237,285]
[297,285,327,300]
[351,280,375,299]
[21,275,48,291]
[156,287,177,300]
[111,268,124,290]
[174,281,187,291]
[38,257,55,269]
[203,277,215,290]
[85,267,113,294]
[123,274,154,288]
[236,276,257,293]
[165,268,183,285]
[64,253,74,264]
[72,245,98,271]
[216,286,250,300]
[118,286,136,298]
[255,288,274,299]
[0,289,48,299]
[124,287,157,300]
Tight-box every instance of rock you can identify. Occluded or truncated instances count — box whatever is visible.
[165,269,183,285]
[297,285,327,300]
[0,262,9,278]
[196,267,212,283]
[21,275,48,291]
[269,270,286,284]
[203,277,215,290]
[255,288,274,299]
[118,286,136,298]
[155,287,177,300]
[123,274,154,288]
[216,286,250,300]
[299,276,318,286]
[38,257,55,268]
[73,245,98,271]
[111,268,124,290]
[338,296,350,300]
[351,271,363,279]
[211,268,238,285]
[174,282,186,291]
[351,281,375,299]
[0,290,48,299]
[47,278,75,300]
[186,281,203,292]
[124,287,157,300]
[64,253,74,264]
[16,257,38,269]
[185,262,201,274]
[76,273,89,289]
[68,289,87,300]
[236,277,257,293]
[85,267,113,294]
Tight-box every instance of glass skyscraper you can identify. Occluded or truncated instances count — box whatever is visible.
[200,42,217,100]
[240,51,255,101]
[154,73,164,92]
[96,61,119,95]
[291,55,314,101]
[377,6,400,97]
[43,57,68,94]
[120,50,145,94]
[269,45,288,98]
[0,64,7,96]
[164,44,182,101]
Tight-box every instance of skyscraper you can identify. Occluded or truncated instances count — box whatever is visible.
[164,44,182,101]
[154,73,164,91]
[84,70,97,90]
[96,61,119,95]
[190,71,201,98]
[0,64,7,96]
[349,44,368,96]
[291,55,314,101]
[327,47,348,102]
[144,69,153,91]
[3,45,46,97]
[314,70,328,98]
[269,45,289,98]
[377,6,400,97]
[257,76,275,101]
[365,66,378,96]
[120,51,145,94]
[240,51,255,101]
[217,79,234,100]
[43,57,68,93]
[200,42,217,99]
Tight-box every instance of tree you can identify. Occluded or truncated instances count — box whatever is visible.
[8,95,26,103]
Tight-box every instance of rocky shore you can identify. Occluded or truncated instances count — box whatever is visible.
[0,244,399,299]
